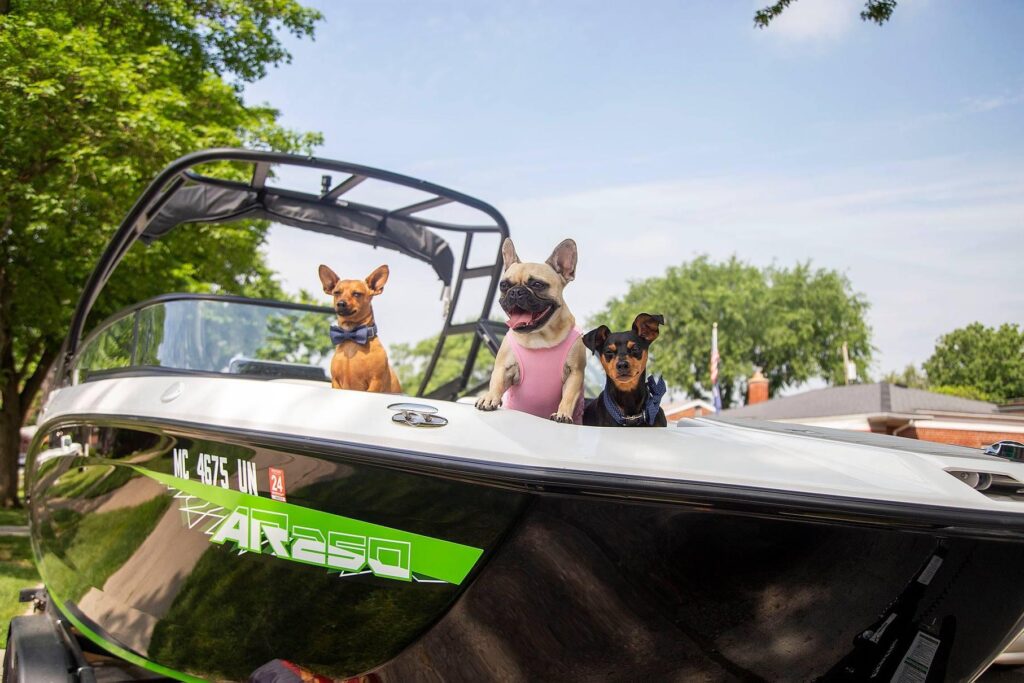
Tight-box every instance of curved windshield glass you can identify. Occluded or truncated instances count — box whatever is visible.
[74,298,334,383]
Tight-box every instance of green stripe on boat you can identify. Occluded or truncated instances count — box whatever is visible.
[136,466,483,585]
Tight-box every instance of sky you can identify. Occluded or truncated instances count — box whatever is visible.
[245,0,1024,378]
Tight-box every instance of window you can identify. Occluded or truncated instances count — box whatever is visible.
[73,297,336,383]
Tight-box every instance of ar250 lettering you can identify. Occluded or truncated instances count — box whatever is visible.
[211,507,412,581]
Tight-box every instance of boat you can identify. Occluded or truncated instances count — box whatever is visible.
[12,148,1024,682]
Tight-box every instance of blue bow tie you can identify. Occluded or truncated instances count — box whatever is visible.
[329,324,377,346]
[603,374,667,426]
[644,374,668,425]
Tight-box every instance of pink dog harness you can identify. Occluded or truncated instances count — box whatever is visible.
[503,327,584,424]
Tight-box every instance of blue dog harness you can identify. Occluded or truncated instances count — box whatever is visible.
[602,375,667,426]
[329,324,377,346]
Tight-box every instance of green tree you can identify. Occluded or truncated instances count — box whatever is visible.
[880,363,996,402]
[390,333,493,397]
[0,0,323,506]
[922,323,1024,404]
[929,384,994,403]
[755,0,897,28]
[882,364,929,390]
[254,291,335,367]
[592,256,873,408]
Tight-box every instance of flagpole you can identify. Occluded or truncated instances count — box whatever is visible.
[711,322,722,413]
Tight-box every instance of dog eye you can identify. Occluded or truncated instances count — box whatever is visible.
[529,281,546,290]
[352,292,362,298]
[603,352,614,360]
[499,281,511,292]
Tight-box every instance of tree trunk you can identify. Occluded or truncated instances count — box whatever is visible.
[0,373,19,508]
[0,332,58,508]
[0,270,20,508]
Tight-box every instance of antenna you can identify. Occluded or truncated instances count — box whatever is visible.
[842,342,857,384]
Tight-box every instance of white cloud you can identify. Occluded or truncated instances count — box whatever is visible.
[755,0,860,42]
[264,156,1024,381]
[963,91,1024,113]
[497,157,1024,375]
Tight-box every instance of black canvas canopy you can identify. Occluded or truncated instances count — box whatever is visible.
[145,180,455,286]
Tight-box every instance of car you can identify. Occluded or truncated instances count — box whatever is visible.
[17,425,36,467]
[984,440,1024,462]
[984,441,1024,667]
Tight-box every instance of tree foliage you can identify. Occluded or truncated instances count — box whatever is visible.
[390,333,493,397]
[9,0,321,83]
[252,291,335,368]
[922,323,1024,404]
[882,364,929,390]
[755,0,897,28]
[591,256,873,408]
[928,384,994,403]
[0,0,323,505]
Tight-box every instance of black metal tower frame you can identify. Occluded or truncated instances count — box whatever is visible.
[61,148,510,401]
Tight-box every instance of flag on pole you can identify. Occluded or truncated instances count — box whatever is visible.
[710,322,722,413]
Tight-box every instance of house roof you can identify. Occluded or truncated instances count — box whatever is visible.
[722,383,997,420]
[663,398,717,414]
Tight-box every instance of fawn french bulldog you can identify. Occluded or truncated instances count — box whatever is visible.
[475,238,586,424]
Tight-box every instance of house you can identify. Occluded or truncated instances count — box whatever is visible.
[664,398,718,420]
[721,380,1024,449]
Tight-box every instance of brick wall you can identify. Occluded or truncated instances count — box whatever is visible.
[667,406,712,420]
[901,427,1024,449]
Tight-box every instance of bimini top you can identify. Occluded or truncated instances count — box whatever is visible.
[65,148,509,369]
[143,170,456,285]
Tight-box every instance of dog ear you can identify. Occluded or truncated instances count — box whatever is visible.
[318,264,340,295]
[582,325,610,355]
[632,313,665,342]
[365,265,390,295]
[501,238,520,271]
[546,239,577,282]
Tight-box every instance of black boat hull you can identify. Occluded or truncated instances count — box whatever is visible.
[27,419,1024,682]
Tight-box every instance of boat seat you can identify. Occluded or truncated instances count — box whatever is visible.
[228,357,329,382]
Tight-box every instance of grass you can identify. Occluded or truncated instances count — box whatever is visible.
[0,466,171,651]
[0,507,28,527]
[0,476,35,649]
[39,496,170,602]
[0,536,42,648]
[47,464,135,501]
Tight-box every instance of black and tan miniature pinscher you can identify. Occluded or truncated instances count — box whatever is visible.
[582,313,667,427]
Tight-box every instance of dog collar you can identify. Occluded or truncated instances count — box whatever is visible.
[329,324,377,346]
[603,375,667,426]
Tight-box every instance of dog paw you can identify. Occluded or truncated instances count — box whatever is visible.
[549,412,574,424]
[475,395,502,411]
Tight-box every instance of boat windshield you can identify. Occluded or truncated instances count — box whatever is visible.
[73,296,334,384]
[62,150,512,401]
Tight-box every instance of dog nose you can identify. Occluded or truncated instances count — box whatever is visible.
[616,359,630,372]
[509,286,532,303]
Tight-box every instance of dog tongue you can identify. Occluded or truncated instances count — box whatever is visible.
[506,310,534,329]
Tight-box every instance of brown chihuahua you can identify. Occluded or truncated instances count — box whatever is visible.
[318,263,402,393]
